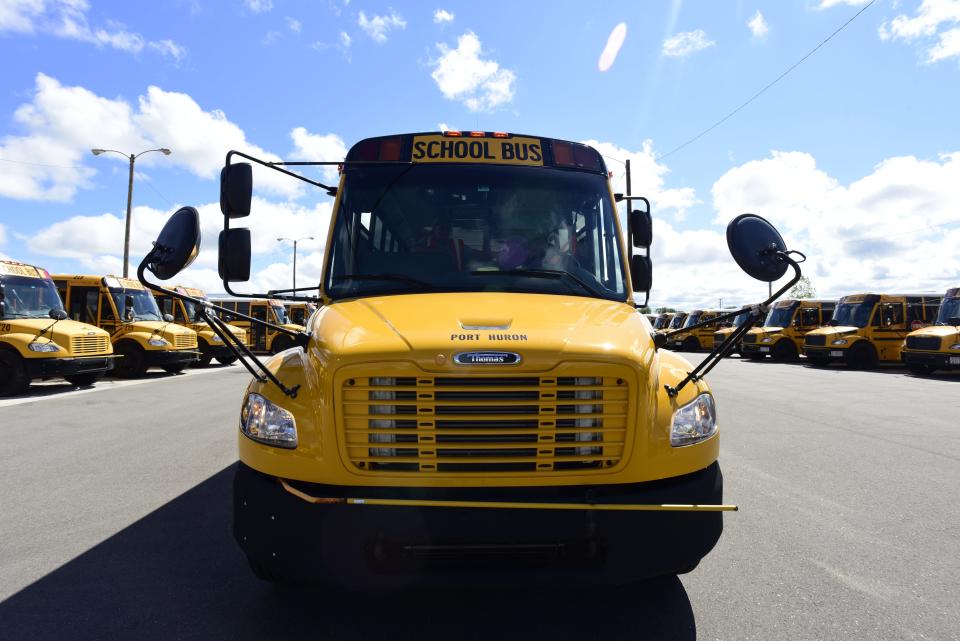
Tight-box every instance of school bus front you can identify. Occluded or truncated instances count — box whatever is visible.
[231,132,725,586]
[667,309,719,351]
[0,260,115,395]
[211,298,305,354]
[712,308,751,356]
[155,286,249,365]
[901,287,960,375]
[803,293,940,368]
[53,275,199,377]
[742,299,835,362]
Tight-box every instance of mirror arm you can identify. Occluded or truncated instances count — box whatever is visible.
[137,252,302,398]
[663,251,804,398]
[226,150,338,196]
[265,285,321,303]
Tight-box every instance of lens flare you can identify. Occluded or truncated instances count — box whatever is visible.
[598,22,628,72]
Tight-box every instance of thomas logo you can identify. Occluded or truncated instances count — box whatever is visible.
[453,351,522,366]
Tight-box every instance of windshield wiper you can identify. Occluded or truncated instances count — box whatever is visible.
[333,274,436,291]
[471,268,606,298]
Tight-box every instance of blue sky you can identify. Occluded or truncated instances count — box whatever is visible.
[1,0,959,308]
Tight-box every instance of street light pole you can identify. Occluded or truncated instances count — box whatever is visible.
[277,236,314,292]
[91,147,172,277]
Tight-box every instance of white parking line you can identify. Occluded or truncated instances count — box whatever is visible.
[0,366,245,409]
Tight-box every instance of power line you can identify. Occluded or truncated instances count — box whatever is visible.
[656,0,877,162]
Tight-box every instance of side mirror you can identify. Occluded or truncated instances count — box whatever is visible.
[220,163,252,219]
[49,308,68,321]
[124,295,135,321]
[145,206,202,281]
[219,228,252,282]
[630,208,652,249]
[163,313,174,323]
[726,213,789,282]
[630,255,652,293]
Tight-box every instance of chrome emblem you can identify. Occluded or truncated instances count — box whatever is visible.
[453,351,521,365]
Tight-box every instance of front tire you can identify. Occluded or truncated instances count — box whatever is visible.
[772,340,798,362]
[845,342,878,370]
[113,342,147,378]
[271,335,294,355]
[681,336,700,352]
[64,372,104,387]
[216,354,237,365]
[0,349,30,396]
[162,363,189,374]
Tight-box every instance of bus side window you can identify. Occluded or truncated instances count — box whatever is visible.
[219,302,235,321]
[882,303,904,327]
[159,298,174,317]
[173,301,188,324]
[821,306,834,324]
[800,308,819,327]
[238,302,250,317]
[69,286,99,324]
[100,294,115,321]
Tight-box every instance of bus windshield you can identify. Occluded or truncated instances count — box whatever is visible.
[682,313,702,328]
[110,288,162,321]
[935,297,960,325]
[829,301,875,328]
[183,298,216,323]
[669,314,687,329]
[0,276,65,318]
[326,164,626,302]
[765,302,799,328]
[270,304,289,324]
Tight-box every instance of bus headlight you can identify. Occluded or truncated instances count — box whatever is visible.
[210,334,223,343]
[28,342,60,352]
[148,337,169,347]
[831,339,848,345]
[671,393,717,447]
[950,344,960,350]
[240,393,297,449]
[760,337,774,343]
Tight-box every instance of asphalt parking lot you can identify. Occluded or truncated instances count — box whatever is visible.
[0,356,957,641]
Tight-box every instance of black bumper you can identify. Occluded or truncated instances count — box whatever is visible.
[803,347,845,362]
[142,349,199,367]
[903,350,960,370]
[234,461,724,587]
[24,355,117,380]
[742,344,770,356]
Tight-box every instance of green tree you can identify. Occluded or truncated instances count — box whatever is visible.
[788,276,816,299]
[655,306,679,313]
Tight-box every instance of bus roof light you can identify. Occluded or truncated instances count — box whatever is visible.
[443,130,462,137]
[469,131,485,137]
[493,132,509,138]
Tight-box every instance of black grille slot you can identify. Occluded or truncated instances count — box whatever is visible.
[906,336,941,351]
[435,377,540,387]
[805,335,826,346]
[743,334,757,344]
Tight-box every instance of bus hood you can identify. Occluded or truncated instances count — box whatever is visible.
[908,325,960,340]
[315,292,647,365]
[5,318,108,349]
[806,326,858,337]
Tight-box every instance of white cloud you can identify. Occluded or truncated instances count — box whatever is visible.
[597,22,627,72]
[430,31,516,112]
[879,0,960,63]
[747,11,768,37]
[339,31,351,47]
[0,222,6,245]
[662,29,715,58]
[289,127,347,183]
[437,122,452,131]
[817,0,871,8]
[0,0,185,59]
[433,8,454,24]
[357,9,405,44]
[286,16,301,33]
[0,73,309,202]
[245,0,273,13]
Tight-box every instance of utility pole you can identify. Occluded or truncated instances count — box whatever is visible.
[277,237,314,292]
[91,147,172,277]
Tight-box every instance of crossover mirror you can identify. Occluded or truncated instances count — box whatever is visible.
[48,308,68,321]
[124,295,135,322]
[220,163,252,219]
[163,313,174,322]
[145,206,202,281]
[219,228,252,282]
[726,213,789,282]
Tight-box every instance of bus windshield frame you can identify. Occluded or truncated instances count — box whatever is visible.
[935,297,960,326]
[829,300,876,328]
[669,314,687,329]
[682,313,702,329]
[324,163,627,303]
[109,287,163,322]
[0,275,65,319]
[764,301,800,328]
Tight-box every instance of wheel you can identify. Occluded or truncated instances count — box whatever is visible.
[681,336,700,352]
[806,356,829,367]
[216,354,238,365]
[845,342,877,369]
[64,372,104,387]
[675,561,700,575]
[197,343,213,367]
[907,363,933,375]
[113,342,147,378]
[271,335,294,355]
[771,340,798,362]
[162,363,188,374]
[0,349,30,396]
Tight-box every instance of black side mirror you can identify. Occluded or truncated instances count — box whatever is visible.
[631,255,652,293]
[124,295,135,321]
[949,316,960,326]
[219,228,252,282]
[49,308,68,321]
[163,313,174,322]
[221,163,252,219]
[145,206,202,281]
[630,208,652,249]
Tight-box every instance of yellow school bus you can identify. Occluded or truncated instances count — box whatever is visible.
[803,293,941,368]
[286,302,318,327]
[210,297,305,354]
[154,286,249,366]
[712,307,752,356]
[742,299,836,361]
[0,260,115,395]
[53,275,199,377]
[901,287,960,375]
[667,309,721,351]
[141,131,810,586]
[652,312,675,331]
[667,311,688,331]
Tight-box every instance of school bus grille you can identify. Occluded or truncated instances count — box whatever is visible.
[905,336,941,351]
[742,334,758,344]
[69,334,110,355]
[174,333,197,349]
[804,335,827,347]
[340,370,631,475]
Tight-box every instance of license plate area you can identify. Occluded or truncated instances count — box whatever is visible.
[830,350,844,357]
[950,357,960,365]
[760,347,770,352]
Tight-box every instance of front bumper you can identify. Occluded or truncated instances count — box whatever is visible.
[902,350,960,370]
[803,347,846,362]
[24,355,118,380]
[234,461,724,587]
[142,349,199,367]
[741,343,772,356]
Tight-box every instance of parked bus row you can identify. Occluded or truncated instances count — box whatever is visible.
[649,289,960,374]
[0,259,310,396]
